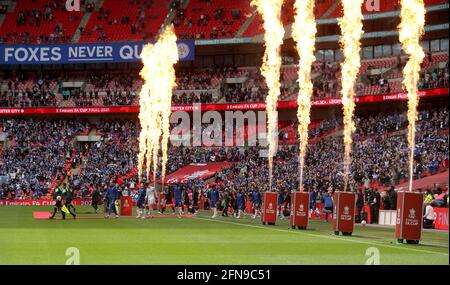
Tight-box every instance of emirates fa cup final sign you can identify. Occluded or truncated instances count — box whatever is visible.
[261,192,277,225]
[290,192,310,229]
[332,192,356,236]
[395,191,423,244]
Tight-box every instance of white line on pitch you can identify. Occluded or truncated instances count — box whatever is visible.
[196,216,449,257]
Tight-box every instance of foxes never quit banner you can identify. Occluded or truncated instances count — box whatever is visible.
[0,40,195,64]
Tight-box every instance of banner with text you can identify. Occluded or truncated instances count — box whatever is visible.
[0,88,447,115]
[163,162,233,185]
[0,40,195,65]
[0,199,92,206]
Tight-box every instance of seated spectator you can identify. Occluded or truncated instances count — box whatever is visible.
[431,188,446,207]
[424,189,434,205]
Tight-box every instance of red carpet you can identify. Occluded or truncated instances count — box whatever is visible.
[33,212,51,219]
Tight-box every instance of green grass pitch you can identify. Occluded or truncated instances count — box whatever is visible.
[0,206,448,265]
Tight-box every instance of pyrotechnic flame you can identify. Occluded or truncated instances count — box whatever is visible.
[398,0,426,192]
[138,25,179,183]
[292,0,316,192]
[338,0,364,192]
[251,0,285,189]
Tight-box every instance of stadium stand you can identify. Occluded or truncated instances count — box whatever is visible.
[172,0,253,40]
[0,0,83,44]
[0,0,447,223]
[79,0,170,42]
[327,0,447,19]
[0,0,447,43]
[0,51,448,107]
[0,119,89,198]
[241,0,336,37]
[1,105,448,199]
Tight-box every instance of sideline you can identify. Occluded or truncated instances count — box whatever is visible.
[195,216,449,257]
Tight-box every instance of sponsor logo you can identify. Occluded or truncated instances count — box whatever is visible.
[340,205,353,221]
[408,208,416,219]
[405,208,419,226]
[296,203,307,217]
[343,206,350,215]
[266,202,275,214]
[177,43,190,59]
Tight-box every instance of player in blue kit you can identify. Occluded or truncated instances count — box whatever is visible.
[235,189,245,219]
[277,189,284,219]
[309,188,319,218]
[209,184,219,218]
[136,186,146,219]
[251,189,261,219]
[106,181,120,218]
[173,184,183,217]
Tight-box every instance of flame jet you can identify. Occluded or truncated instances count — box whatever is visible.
[138,25,179,183]
[292,0,317,192]
[338,0,364,191]
[251,0,285,189]
[398,0,426,191]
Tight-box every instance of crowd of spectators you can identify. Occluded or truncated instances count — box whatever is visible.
[173,91,214,105]
[419,66,450,90]
[69,120,140,195]
[0,3,8,14]
[70,120,243,195]
[0,54,448,108]
[225,83,265,103]
[175,67,231,90]
[0,74,58,108]
[59,72,140,106]
[206,106,449,201]
[173,0,241,40]
[0,105,447,201]
[0,0,80,44]
[308,117,343,139]
[312,61,341,99]
[366,74,392,94]
[81,0,163,42]
[0,119,89,199]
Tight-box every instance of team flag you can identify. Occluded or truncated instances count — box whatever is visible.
[61,205,70,214]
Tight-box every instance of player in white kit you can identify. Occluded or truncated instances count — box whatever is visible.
[145,185,157,218]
